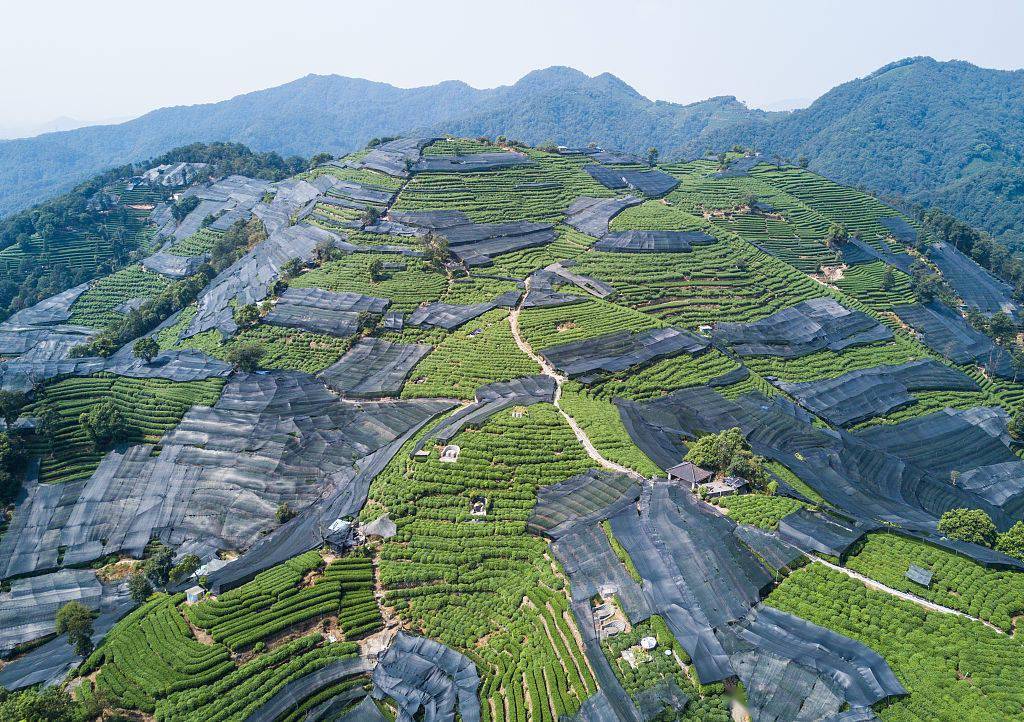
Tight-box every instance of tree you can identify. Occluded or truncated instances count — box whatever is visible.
[937,508,997,547]
[646,147,659,167]
[684,428,747,472]
[276,502,296,524]
[308,152,334,168]
[132,337,159,364]
[880,266,896,292]
[171,196,200,222]
[281,257,304,278]
[169,554,201,584]
[988,312,1016,344]
[369,259,388,282]
[995,521,1024,561]
[143,543,175,587]
[912,273,943,303]
[225,343,265,372]
[1009,407,1024,440]
[128,572,153,603]
[356,311,377,333]
[797,156,810,169]
[824,223,849,247]
[0,687,82,722]
[78,399,126,450]
[55,601,95,657]
[361,205,381,227]
[0,390,26,424]
[422,232,450,270]
[766,480,779,496]
[233,304,260,329]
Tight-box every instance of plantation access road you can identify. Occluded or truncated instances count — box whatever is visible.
[509,283,644,481]
[811,554,1004,633]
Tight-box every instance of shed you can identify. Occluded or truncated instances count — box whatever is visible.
[440,444,461,463]
[700,476,749,499]
[905,564,933,588]
[667,461,712,491]
[185,585,205,604]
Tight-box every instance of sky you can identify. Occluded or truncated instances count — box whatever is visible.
[3,0,1023,136]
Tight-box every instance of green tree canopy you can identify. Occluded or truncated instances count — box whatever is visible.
[55,600,95,657]
[937,507,997,547]
[78,399,127,451]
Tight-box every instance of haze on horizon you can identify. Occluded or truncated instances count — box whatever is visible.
[3,0,1024,138]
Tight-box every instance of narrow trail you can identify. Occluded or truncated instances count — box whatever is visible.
[810,554,1005,633]
[509,284,643,480]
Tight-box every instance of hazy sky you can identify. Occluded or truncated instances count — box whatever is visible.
[4,0,1023,133]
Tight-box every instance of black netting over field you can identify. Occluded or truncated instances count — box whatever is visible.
[713,156,773,178]
[142,252,208,279]
[840,237,915,273]
[777,509,869,558]
[564,195,642,238]
[407,290,521,331]
[0,349,231,394]
[413,376,556,453]
[253,178,330,235]
[528,469,640,538]
[714,298,892,357]
[541,327,709,384]
[0,283,98,366]
[0,372,451,580]
[355,137,438,177]
[720,604,906,721]
[185,223,346,338]
[326,180,396,209]
[370,632,481,722]
[590,150,643,164]
[584,166,680,196]
[547,261,615,297]
[390,210,555,266]
[3,282,90,326]
[169,175,273,241]
[733,524,804,573]
[894,302,1015,378]
[774,359,980,427]
[928,242,1019,318]
[264,288,390,337]
[319,338,431,398]
[616,387,1016,538]
[246,658,372,722]
[414,151,534,173]
[0,570,106,656]
[879,216,918,244]
[523,270,588,308]
[594,230,717,253]
[552,524,651,622]
[608,483,773,683]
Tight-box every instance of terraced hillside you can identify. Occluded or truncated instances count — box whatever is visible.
[2,138,1024,722]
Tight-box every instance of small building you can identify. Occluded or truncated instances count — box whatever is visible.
[439,445,461,463]
[185,585,205,604]
[700,475,749,499]
[667,461,712,491]
[905,564,933,588]
[470,496,487,516]
[326,518,353,550]
[639,636,658,651]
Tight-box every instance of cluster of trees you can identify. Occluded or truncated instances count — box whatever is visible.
[72,217,264,357]
[937,507,1024,561]
[127,542,201,604]
[921,207,1024,299]
[421,232,450,270]
[684,427,771,490]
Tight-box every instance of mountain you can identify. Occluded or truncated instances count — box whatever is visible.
[4,59,1024,245]
[0,67,767,219]
[701,57,1024,246]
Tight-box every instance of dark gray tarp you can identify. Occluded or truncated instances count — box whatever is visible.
[528,468,640,538]
[594,230,717,253]
[541,327,709,384]
[928,241,1019,318]
[407,291,521,331]
[878,216,918,245]
[713,298,892,358]
[777,509,870,558]
[585,167,679,197]
[564,195,643,239]
[244,657,371,722]
[774,359,979,427]
[390,210,555,267]
[893,301,1015,378]
[264,287,390,337]
[319,338,432,398]
[414,151,534,173]
[370,632,480,722]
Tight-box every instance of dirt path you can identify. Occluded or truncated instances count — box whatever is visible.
[811,555,1004,633]
[509,285,643,481]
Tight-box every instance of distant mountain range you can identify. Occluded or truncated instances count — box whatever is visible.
[3,58,1024,244]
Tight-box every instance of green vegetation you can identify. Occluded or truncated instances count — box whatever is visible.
[68,265,172,329]
[589,347,741,401]
[602,615,731,721]
[518,298,663,350]
[401,310,538,400]
[291,253,447,312]
[167,228,224,257]
[24,375,224,484]
[559,382,662,476]
[937,508,997,548]
[372,405,599,720]
[767,564,1024,721]
[845,533,1024,631]
[185,551,381,650]
[716,493,806,530]
[834,261,916,310]
[174,323,351,374]
[684,427,767,487]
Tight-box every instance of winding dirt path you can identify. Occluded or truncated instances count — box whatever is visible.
[509,284,643,480]
[810,554,1004,633]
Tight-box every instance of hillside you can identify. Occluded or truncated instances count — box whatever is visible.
[1,138,1024,720]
